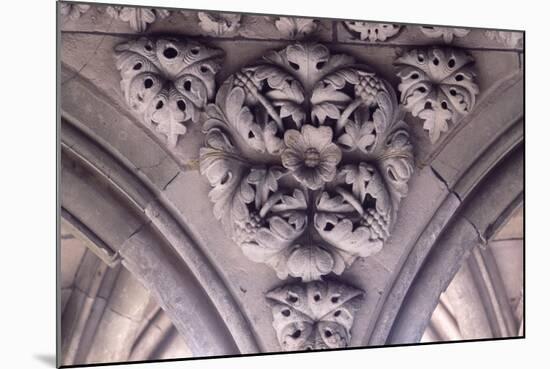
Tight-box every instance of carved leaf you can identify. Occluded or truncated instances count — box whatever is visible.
[197,12,242,36]
[60,4,90,21]
[115,37,223,147]
[420,26,470,43]
[344,21,401,42]
[337,107,376,153]
[107,7,169,32]
[274,17,318,39]
[395,47,479,143]
[485,30,523,48]
[266,280,364,351]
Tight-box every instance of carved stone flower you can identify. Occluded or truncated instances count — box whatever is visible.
[281,125,342,190]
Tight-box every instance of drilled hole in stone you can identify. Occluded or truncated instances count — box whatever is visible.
[248,131,255,139]
[163,47,178,59]
[411,73,419,80]
[145,43,153,51]
[316,61,326,70]
[331,296,339,303]
[291,330,302,339]
[324,223,335,231]
[133,63,142,70]
[191,47,200,55]
[289,61,300,71]
[144,78,153,89]
[314,294,321,302]
[183,80,192,91]
[334,310,341,317]
[287,294,298,303]
[424,101,432,109]
[220,173,230,185]
[450,89,457,96]
[433,57,439,66]
[200,65,209,73]
[325,330,333,338]
[177,100,186,112]
[282,309,291,317]
[448,58,456,68]
[418,87,427,93]
[441,101,448,109]
[155,100,164,109]
[455,74,464,81]
[417,55,424,62]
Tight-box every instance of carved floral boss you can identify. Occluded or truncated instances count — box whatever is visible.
[199,43,414,282]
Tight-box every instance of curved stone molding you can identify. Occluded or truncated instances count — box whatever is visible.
[343,22,401,42]
[420,27,470,43]
[395,47,479,143]
[115,37,223,147]
[107,6,171,32]
[274,17,319,39]
[485,30,523,48]
[197,12,242,36]
[266,280,363,351]
[60,3,90,21]
[199,43,414,281]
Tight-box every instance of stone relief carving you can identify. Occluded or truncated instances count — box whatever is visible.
[420,27,470,43]
[107,6,171,32]
[266,280,363,350]
[197,12,242,36]
[343,22,401,42]
[274,17,319,39]
[115,37,223,147]
[199,43,414,281]
[60,3,90,21]
[395,47,479,143]
[485,30,523,47]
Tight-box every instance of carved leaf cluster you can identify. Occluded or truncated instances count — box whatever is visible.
[395,47,479,143]
[107,6,170,32]
[266,280,363,350]
[199,43,414,283]
[115,37,223,147]
[197,12,242,36]
[343,21,401,42]
[60,3,90,21]
[420,26,470,43]
[485,30,523,48]
[274,17,319,39]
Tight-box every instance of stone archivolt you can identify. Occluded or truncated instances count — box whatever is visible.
[115,37,223,147]
[395,47,479,143]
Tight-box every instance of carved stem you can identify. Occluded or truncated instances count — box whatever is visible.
[259,191,284,218]
[335,98,363,134]
[335,187,365,216]
[235,72,285,132]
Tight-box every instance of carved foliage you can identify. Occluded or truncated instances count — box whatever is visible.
[200,43,414,281]
[274,17,319,39]
[115,37,223,147]
[343,22,401,42]
[60,3,90,21]
[395,47,479,143]
[266,280,363,351]
[107,6,170,32]
[420,26,470,43]
[485,30,523,48]
[197,12,242,36]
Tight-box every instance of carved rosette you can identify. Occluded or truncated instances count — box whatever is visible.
[199,43,414,283]
[115,37,223,147]
[266,280,363,350]
[343,22,401,42]
[420,26,470,43]
[395,47,479,143]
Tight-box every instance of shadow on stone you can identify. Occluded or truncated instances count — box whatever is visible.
[33,353,56,367]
